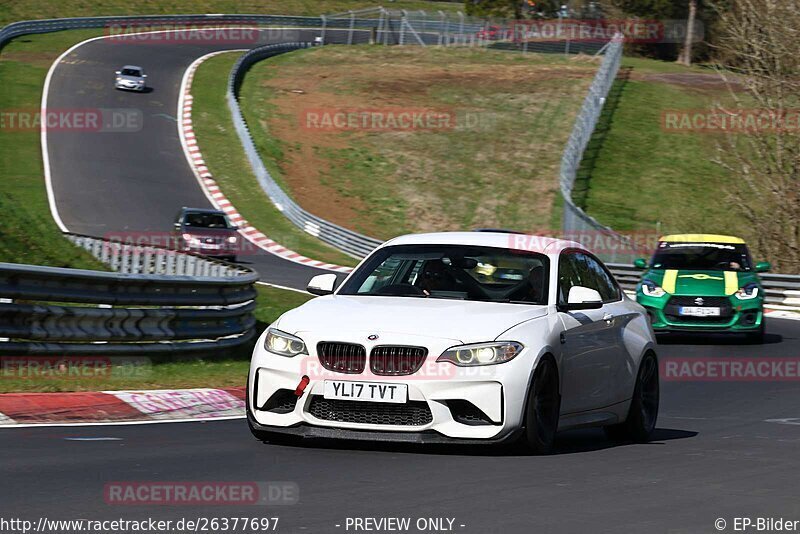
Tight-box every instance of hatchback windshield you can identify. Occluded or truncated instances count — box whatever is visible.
[184,213,230,229]
[650,241,752,271]
[338,244,549,304]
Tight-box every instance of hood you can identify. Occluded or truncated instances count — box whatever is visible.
[118,75,143,83]
[645,269,758,296]
[275,295,549,344]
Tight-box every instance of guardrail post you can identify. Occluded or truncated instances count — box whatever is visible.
[438,11,446,46]
[399,10,407,45]
[458,11,464,39]
[320,14,327,45]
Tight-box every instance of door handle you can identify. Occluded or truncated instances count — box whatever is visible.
[602,313,614,325]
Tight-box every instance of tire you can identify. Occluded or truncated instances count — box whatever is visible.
[521,357,561,454]
[604,352,659,443]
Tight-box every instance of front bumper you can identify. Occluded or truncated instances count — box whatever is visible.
[115,82,145,91]
[638,293,763,333]
[248,335,536,442]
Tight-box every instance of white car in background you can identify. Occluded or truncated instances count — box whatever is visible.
[248,231,659,453]
[114,65,147,91]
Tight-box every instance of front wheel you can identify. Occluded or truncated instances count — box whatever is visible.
[521,357,561,454]
[605,352,659,443]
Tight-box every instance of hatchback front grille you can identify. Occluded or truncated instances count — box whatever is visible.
[370,346,428,376]
[317,342,367,374]
[665,295,733,324]
[307,396,433,426]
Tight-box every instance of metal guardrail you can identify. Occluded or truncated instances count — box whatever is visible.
[0,260,258,354]
[608,263,800,308]
[65,233,250,277]
[0,236,259,354]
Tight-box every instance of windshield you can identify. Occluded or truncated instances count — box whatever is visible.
[121,68,141,76]
[183,213,230,229]
[650,241,752,271]
[339,244,549,304]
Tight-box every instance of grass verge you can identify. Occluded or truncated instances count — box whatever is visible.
[578,57,745,238]
[0,30,108,268]
[237,45,598,239]
[190,51,356,266]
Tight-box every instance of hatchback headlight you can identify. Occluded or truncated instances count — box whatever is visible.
[641,280,666,298]
[264,329,307,357]
[437,342,523,366]
[735,283,759,300]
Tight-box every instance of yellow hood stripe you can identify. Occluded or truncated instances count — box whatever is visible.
[662,269,678,294]
[724,271,738,295]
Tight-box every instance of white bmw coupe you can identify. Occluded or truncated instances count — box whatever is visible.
[248,231,659,453]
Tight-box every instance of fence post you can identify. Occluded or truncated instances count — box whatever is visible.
[399,10,407,45]
[320,14,327,45]
[377,8,385,44]
[440,11,448,46]
[348,10,355,45]
[458,11,464,40]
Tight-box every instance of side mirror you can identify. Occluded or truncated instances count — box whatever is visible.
[142,74,147,78]
[115,71,121,75]
[307,274,337,296]
[633,258,647,269]
[173,222,182,230]
[558,286,603,312]
[755,261,771,273]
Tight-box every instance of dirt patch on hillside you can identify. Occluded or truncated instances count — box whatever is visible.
[254,51,595,238]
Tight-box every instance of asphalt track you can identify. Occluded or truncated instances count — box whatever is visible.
[2,320,800,532]
[44,28,342,289]
[16,27,800,534]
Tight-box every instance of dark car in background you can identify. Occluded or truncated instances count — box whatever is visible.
[173,207,240,262]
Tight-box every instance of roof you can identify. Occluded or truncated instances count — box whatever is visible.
[659,234,745,244]
[121,65,143,70]
[382,232,585,255]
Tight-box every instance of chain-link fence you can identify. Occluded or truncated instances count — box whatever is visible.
[559,36,632,263]
[319,7,610,54]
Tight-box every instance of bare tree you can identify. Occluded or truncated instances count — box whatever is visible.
[712,0,800,271]
[677,0,698,65]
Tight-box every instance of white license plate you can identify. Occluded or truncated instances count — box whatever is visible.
[323,380,407,404]
[678,306,721,317]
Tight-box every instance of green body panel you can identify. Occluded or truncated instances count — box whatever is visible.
[636,268,764,333]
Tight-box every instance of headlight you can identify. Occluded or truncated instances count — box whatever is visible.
[437,342,523,366]
[735,283,759,300]
[641,280,666,298]
[264,329,307,357]
[182,233,201,245]
[226,236,238,244]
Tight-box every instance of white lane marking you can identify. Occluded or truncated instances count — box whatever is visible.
[255,281,311,295]
[0,412,15,425]
[63,437,123,441]
[0,415,244,429]
[765,418,800,426]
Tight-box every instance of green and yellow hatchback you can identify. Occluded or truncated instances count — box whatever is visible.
[634,234,770,342]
